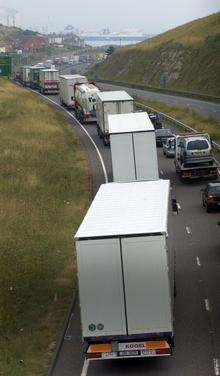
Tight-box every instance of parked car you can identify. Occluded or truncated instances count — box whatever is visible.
[163,137,176,157]
[202,182,220,212]
[155,128,173,147]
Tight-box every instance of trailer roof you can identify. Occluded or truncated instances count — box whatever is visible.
[96,90,133,102]
[41,69,59,72]
[59,74,87,80]
[109,112,154,134]
[75,180,169,239]
[76,83,100,93]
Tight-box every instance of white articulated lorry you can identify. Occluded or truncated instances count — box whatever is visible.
[59,75,88,108]
[39,69,59,94]
[109,112,159,182]
[96,91,134,145]
[74,83,100,123]
[75,180,174,362]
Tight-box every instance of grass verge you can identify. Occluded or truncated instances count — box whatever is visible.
[135,97,220,144]
[0,78,90,375]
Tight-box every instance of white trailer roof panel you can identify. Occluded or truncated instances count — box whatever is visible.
[59,74,87,80]
[75,180,169,239]
[96,91,133,102]
[109,112,154,134]
[41,69,58,72]
[76,83,99,93]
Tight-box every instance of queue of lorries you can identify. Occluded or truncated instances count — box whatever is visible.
[17,68,220,363]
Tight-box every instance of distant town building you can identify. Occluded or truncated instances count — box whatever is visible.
[0,46,7,53]
[48,33,63,45]
[48,32,85,48]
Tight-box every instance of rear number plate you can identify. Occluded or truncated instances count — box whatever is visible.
[141,349,156,356]
[102,352,117,358]
[119,350,139,357]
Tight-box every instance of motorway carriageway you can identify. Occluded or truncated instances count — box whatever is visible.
[97,82,220,122]
[33,91,220,376]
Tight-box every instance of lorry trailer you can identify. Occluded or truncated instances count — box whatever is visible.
[59,75,88,108]
[109,112,159,182]
[174,133,218,180]
[29,66,46,89]
[39,69,59,94]
[96,91,134,145]
[74,83,100,123]
[20,66,31,87]
[75,180,174,361]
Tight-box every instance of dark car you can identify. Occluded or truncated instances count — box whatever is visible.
[202,182,220,212]
[148,112,163,129]
[155,128,173,147]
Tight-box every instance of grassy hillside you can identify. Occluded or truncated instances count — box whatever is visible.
[89,13,220,97]
[0,79,89,375]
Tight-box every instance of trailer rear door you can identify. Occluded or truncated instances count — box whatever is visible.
[121,236,172,335]
[77,238,127,338]
[133,132,159,181]
[111,133,136,182]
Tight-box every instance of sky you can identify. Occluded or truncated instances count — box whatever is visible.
[0,0,219,33]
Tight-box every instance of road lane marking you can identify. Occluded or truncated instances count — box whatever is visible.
[160,170,164,175]
[32,91,109,183]
[186,226,191,235]
[81,359,90,376]
[177,203,181,210]
[214,359,220,375]
[196,257,201,267]
[205,299,210,311]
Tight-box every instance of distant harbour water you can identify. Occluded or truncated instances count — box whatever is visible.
[84,36,148,47]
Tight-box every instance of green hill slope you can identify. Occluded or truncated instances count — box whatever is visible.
[89,13,220,97]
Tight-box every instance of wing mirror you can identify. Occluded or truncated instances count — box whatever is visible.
[172,199,178,214]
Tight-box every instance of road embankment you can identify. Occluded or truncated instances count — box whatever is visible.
[0,78,90,375]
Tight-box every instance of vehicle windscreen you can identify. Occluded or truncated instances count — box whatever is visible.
[156,129,172,136]
[187,140,209,150]
[169,139,175,148]
[209,186,220,195]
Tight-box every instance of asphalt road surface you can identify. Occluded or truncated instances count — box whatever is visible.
[97,82,220,122]
[33,92,220,376]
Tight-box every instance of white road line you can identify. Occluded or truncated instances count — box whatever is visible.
[160,170,164,175]
[65,313,74,337]
[177,203,181,210]
[205,298,210,312]
[214,358,220,376]
[81,359,90,376]
[32,91,108,183]
[186,226,191,235]
[196,257,201,267]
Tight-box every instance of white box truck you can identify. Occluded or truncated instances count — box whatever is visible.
[109,112,159,182]
[59,75,88,108]
[75,180,174,361]
[39,69,59,94]
[96,91,134,145]
[74,83,100,123]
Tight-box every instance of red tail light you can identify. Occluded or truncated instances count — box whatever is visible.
[207,195,214,202]
[86,352,102,359]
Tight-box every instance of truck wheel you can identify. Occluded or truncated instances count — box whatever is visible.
[97,125,100,137]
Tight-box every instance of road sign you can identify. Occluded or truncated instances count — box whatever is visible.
[0,56,12,77]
